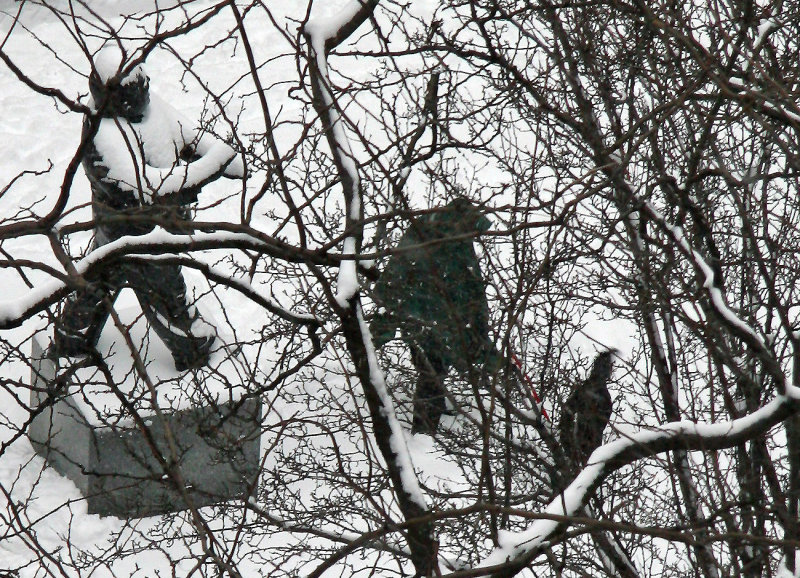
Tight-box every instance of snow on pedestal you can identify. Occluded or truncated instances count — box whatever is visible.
[28,294,262,518]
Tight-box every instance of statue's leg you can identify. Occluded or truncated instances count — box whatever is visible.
[409,345,448,434]
[51,278,118,358]
[124,260,214,371]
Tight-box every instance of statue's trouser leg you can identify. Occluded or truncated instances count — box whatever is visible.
[410,345,448,434]
[52,272,119,356]
[123,260,214,370]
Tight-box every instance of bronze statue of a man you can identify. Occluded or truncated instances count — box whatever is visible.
[371,198,500,434]
[50,48,244,371]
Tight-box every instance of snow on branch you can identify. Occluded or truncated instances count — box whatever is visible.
[636,199,784,383]
[605,161,780,387]
[726,77,800,125]
[357,306,428,509]
[303,4,435,573]
[0,48,91,115]
[245,497,410,560]
[0,228,321,330]
[475,392,800,574]
[304,0,379,56]
[303,0,377,307]
[304,0,428,512]
[96,95,239,201]
[754,18,779,54]
[743,18,780,73]
[127,254,319,327]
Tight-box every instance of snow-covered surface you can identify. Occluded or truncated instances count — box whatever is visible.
[94,44,145,85]
[304,2,366,308]
[1,0,798,576]
[94,93,237,200]
[52,296,255,428]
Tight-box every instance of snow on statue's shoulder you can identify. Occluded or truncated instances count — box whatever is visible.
[93,110,236,201]
[94,118,147,194]
[137,95,193,169]
[146,94,197,147]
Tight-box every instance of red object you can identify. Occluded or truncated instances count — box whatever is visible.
[510,353,550,421]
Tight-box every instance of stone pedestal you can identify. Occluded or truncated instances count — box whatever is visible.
[28,326,261,518]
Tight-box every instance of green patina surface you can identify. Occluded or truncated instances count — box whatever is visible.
[371,199,500,372]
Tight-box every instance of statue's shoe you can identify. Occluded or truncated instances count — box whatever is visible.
[172,334,216,372]
[46,330,95,360]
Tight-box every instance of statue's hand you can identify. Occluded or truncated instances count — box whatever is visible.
[370,310,396,349]
[223,153,246,179]
[177,185,201,205]
[153,184,199,207]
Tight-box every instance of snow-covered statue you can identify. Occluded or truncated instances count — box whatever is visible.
[50,48,244,371]
[371,198,500,434]
[558,349,617,468]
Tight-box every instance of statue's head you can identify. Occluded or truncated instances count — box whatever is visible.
[588,349,619,384]
[89,46,150,122]
[443,197,492,235]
